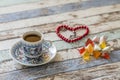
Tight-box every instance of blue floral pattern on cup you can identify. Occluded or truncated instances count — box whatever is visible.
[22,40,52,58]
[23,45,42,57]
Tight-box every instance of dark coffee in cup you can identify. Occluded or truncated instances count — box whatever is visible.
[24,34,41,42]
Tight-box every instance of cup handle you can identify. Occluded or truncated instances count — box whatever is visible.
[42,40,52,52]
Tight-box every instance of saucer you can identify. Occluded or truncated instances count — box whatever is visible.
[10,41,56,66]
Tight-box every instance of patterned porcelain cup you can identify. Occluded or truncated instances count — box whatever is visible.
[21,31,52,58]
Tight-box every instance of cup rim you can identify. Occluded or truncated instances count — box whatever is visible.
[22,31,43,45]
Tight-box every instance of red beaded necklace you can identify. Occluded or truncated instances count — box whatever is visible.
[56,25,89,43]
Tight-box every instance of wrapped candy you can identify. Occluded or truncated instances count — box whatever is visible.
[86,38,94,47]
[77,36,112,61]
[92,36,99,43]
[86,44,94,55]
[102,52,110,59]
[83,51,90,61]
[77,47,86,55]
[102,46,111,52]
[99,41,106,49]
[93,51,101,59]
[100,36,107,42]
[94,44,101,51]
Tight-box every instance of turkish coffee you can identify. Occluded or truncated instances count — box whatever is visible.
[24,34,41,42]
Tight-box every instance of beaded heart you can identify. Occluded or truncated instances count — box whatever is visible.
[56,25,89,43]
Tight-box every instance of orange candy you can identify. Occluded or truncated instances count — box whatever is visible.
[83,51,90,61]
[77,47,86,55]
[86,44,94,55]
[86,38,94,47]
[93,51,101,59]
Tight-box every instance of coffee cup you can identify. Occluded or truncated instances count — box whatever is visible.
[21,31,52,58]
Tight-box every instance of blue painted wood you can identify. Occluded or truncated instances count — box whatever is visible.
[0,0,120,23]
[0,50,120,80]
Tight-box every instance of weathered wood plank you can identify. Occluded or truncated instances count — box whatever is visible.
[39,62,120,80]
[92,74,120,80]
[0,0,80,15]
[0,39,20,50]
[0,0,120,23]
[0,0,40,7]
[0,32,120,74]
[0,50,120,80]
[0,11,120,41]
[0,24,120,51]
[0,4,120,32]
[0,50,11,62]
[0,0,119,79]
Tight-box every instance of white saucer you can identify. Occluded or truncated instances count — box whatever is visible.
[10,41,56,66]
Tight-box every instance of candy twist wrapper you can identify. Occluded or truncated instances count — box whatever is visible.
[77,36,112,61]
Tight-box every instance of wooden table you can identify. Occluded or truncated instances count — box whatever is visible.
[0,0,120,80]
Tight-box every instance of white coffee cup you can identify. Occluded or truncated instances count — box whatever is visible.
[21,31,52,58]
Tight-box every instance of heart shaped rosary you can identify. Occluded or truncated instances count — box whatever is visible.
[56,25,89,43]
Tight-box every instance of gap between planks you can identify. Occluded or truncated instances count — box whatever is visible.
[0,4,120,32]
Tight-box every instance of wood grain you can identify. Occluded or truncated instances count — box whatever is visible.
[0,50,120,80]
[0,12,119,72]
[0,24,120,51]
[0,34,120,74]
[92,74,120,80]
[0,0,40,7]
[39,61,120,80]
[0,0,119,23]
[0,0,80,15]
[0,0,120,79]
[0,11,119,41]
[0,4,120,32]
